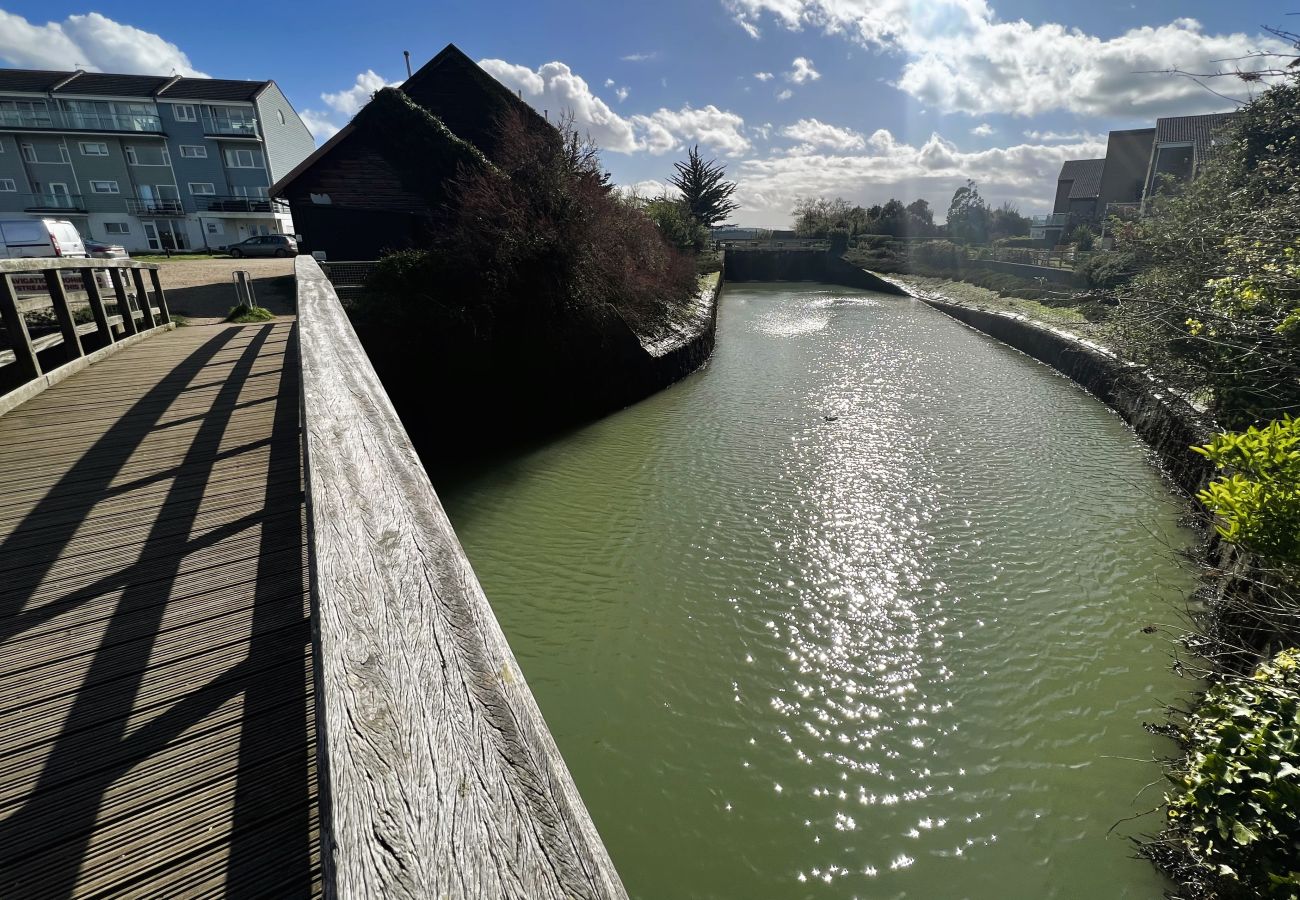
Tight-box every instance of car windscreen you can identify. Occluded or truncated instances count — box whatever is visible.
[1,221,47,245]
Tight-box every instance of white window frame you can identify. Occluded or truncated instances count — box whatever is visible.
[188,182,216,195]
[58,144,69,163]
[0,178,15,192]
[20,143,35,162]
[224,148,261,169]
[79,141,109,156]
[104,222,130,235]
[277,109,286,125]
[124,146,138,165]
[178,144,207,159]
[89,180,121,194]
[173,104,196,122]
[205,220,224,235]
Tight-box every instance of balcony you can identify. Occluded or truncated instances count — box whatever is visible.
[0,109,163,134]
[8,192,86,213]
[194,195,287,215]
[202,116,259,138]
[1029,213,1070,227]
[125,198,186,216]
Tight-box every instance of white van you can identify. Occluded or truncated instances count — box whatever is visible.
[0,218,88,259]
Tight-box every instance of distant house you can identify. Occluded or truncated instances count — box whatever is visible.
[271,44,552,261]
[1032,111,1238,244]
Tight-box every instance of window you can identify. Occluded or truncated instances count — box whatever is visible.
[277,110,286,125]
[223,148,260,168]
[79,141,108,156]
[188,182,215,195]
[173,104,196,122]
[58,144,69,163]
[20,143,35,162]
[178,144,207,159]
[124,146,138,165]
[104,222,130,235]
[89,180,120,194]
[0,142,5,153]
[206,221,224,236]
[0,179,15,192]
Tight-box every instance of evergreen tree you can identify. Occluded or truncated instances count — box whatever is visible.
[669,145,739,227]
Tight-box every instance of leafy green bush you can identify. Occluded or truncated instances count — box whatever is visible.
[1194,416,1300,565]
[911,240,964,270]
[1166,648,1300,898]
[643,197,709,253]
[996,236,1042,250]
[1079,250,1136,289]
[1068,224,1095,251]
[226,304,275,323]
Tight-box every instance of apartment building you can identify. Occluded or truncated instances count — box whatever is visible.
[0,68,314,252]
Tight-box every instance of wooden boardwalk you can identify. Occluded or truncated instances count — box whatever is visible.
[0,320,319,898]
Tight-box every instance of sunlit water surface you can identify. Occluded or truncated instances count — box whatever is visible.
[437,284,1195,899]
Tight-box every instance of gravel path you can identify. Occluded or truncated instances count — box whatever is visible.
[153,258,295,325]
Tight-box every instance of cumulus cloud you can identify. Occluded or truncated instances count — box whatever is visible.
[0,10,205,75]
[622,51,659,62]
[321,70,402,117]
[481,57,750,156]
[723,1,1288,117]
[782,118,866,153]
[299,109,342,142]
[754,71,774,81]
[785,57,820,84]
[1024,129,1106,142]
[971,123,994,137]
[730,128,1108,227]
[616,86,630,102]
[621,179,678,200]
[776,88,793,101]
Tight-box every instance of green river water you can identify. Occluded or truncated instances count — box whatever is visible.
[437,283,1197,899]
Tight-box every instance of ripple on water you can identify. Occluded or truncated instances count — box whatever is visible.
[438,284,1196,900]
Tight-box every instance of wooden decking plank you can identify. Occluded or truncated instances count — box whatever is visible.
[0,319,318,898]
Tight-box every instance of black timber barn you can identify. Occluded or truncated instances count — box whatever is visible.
[271,44,551,261]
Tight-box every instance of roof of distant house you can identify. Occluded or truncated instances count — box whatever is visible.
[1058,158,1105,200]
[1154,112,1238,163]
[0,67,272,101]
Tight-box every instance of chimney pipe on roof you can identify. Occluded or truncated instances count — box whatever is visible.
[403,50,412,79]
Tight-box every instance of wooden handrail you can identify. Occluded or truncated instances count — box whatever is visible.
[295,256,626,899]
[0,258,172,415]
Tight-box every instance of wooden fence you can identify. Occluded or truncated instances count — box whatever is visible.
[294,256,626,898]
[0,258,172,416]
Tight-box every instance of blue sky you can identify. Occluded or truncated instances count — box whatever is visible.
[0,1,1289,226]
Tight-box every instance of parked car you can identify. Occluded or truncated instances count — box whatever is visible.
[223,234,298,258]
[85,239,130,259]
[0,218,88,259]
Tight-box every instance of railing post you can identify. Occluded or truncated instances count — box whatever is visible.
[130,267,157,329]
[109,268,138,336]
[43,269,83,361]
[148,268,171,324]
[0,273,41,382]
[80,266,115,346]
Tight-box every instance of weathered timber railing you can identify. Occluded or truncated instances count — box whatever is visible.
[295,256,627,899]
[0,258,172,416]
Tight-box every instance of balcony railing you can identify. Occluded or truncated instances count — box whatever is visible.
[1029,213,1070,227]
[124,198,185,216]
[0,109,163,133]
[202,116,259,138]
[194,195,286,214]
[10,192,86,212]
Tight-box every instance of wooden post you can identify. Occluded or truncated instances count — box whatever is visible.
[130,267,156,329]
[80,266,115,346]
[0,273,40,382]
[43,268,83,361]
[109,268,138,337]
[147,267,171,324]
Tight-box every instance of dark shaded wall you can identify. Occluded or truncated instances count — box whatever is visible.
[289,204,430,261]
[724,251,908,294]
[1099,128,1155,211]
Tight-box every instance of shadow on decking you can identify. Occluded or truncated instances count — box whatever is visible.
[0,323,317,898]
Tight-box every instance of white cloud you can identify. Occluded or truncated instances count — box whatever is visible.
[776,88,793,101]
[616,86,630,102]
[300,109,341,142]
[622,51,659,62]
[729,128,1108,227]
[723,1,1288,117]
[782,118,865,152]
[321,69,402,117]
[785,57,820,84]
[605,78,615,87]
[754,71,774,81]
[1024,129,1106,142]
[0,10,205,75]
[481,58,750,156]
[971,123,994,137]
[621,179,678,199]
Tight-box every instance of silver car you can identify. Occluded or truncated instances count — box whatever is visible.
[224,234,298,258]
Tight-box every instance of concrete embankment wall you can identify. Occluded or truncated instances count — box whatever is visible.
[965,259,1085,288]
[878,276,1216,495]
[725,250,909,295]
